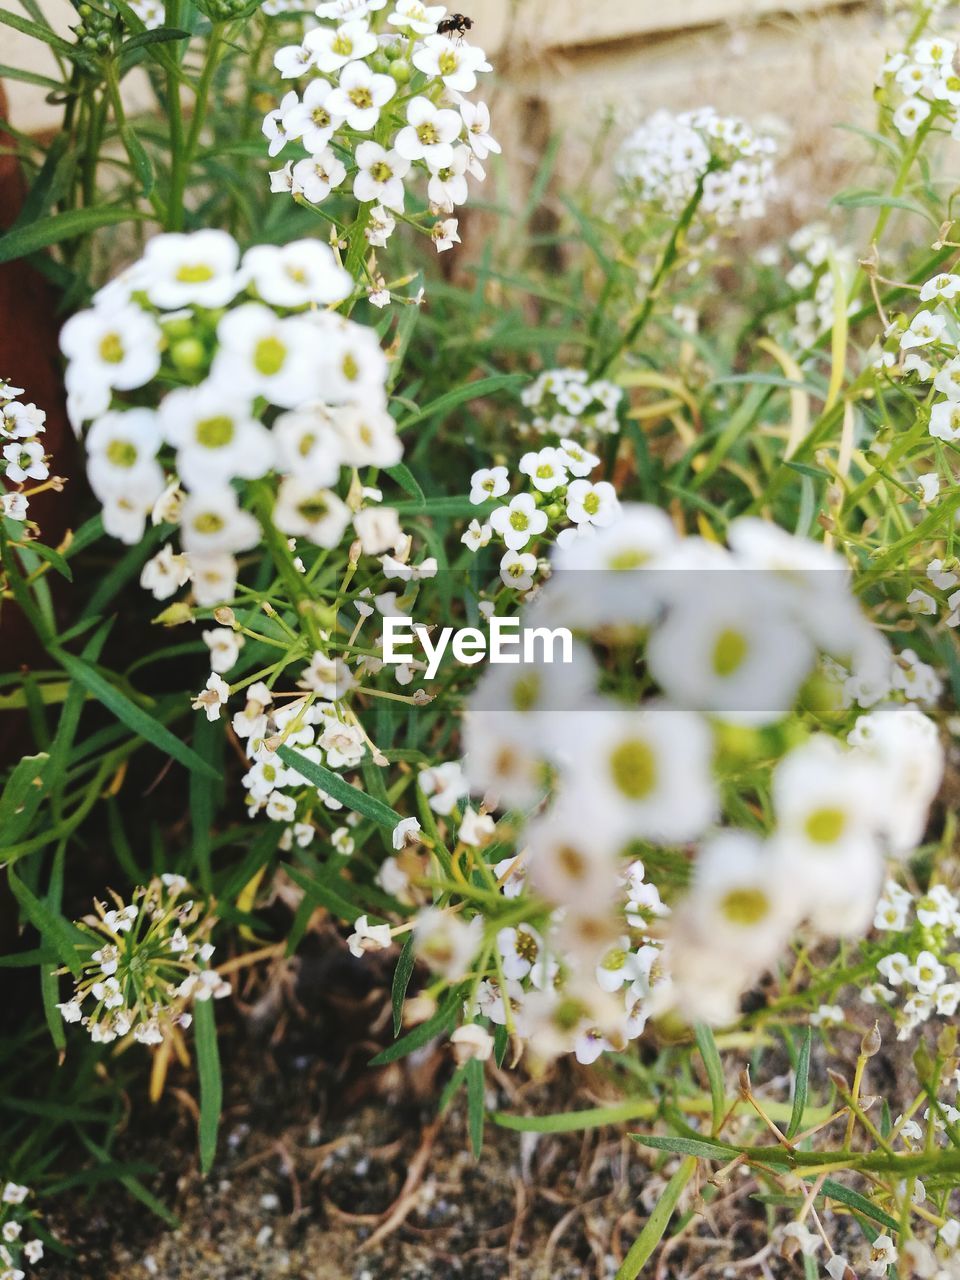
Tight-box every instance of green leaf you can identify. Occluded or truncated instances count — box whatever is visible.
[396,374,527,432]
[369,991,459,1066]
[466,1057,485,1158]
[694,1023,726,1135]
[787,1028,812,1140]
[393,495,493,518]
[0,206,146,265]
[78,1134,178,1226]
[386,462,425,508]
[0,752,49,848]
[18,538,73,581]
[820,1178,900,1234]
[495,1101,658,1133]
[630,1133,735,1162]
[121,24,189,52]
[616,1157,697,1280]
[120,124,154,196]
[277,745,400,829]
[6,868,83,975]
[392,933,416,1036]
[831,189,936,224]
[194,997,222,1175]
[51,649,219,781]
[0,7,78,58]
[281,861,363,926]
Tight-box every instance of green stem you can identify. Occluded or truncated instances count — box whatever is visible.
[168,22,227,231]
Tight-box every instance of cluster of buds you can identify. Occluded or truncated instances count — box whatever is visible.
[56,875,230,1046]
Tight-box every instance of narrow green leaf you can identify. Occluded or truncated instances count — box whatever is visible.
[0,205,146,265]
[78,1134,178,1226]
[396,374,527,432]
[17,538,73,581]
[694,1023,726,1135]
[0,752,49,848]
[386,462,425,508]
[369,991,459,1066]
[495,1101,658,1133]
[51,649,219,780]
[787,1028,812,1140]
[6,869,83,975]
[281,861,363,925]
[0,7,78,57]
[120,124,154,196]
[277,745,400,829]
[616,1156,697,1280]
[466,1057,485,1157]
[392,933,416,1036]
[194,997,222,1175]
[820,1178,900,1233]
[630,1133,735,1161]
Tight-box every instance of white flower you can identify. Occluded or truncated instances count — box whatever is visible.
[242,240,351,308]
[519,447,567,493]
[893,96,931,137]
[866,1234,897,1276]
[392,816,421,850]
[192,672,230,721]
[213,304,319,408]
[810,1003,844,1026]
[263,90,299,157]
[395,95,463,167]
[180,488,261,556]
[188,553,240,606]
[60,303,162,396]
[354,504,402,555]
[3,438,47,483]
[432,218,461,252]
[414,907,482,979]
[330,403,401,466]
[83,406,163,499]
[469,465,509,504]
[57,999,83,1023]
[203,626,244,674]
[140,544,190,599]
[292,150,348,204]
[281,77,345,152]
[158,382,274,491]
[905,949,947,995]
[900,308,946,349]
[23,1240,42,1265]
[0,491,28,520]
[353,141,410,211]
[273,405,343,485]
[565,478,620,527]
[566,702,717,846]
[412,34,491,93]
[304,17,377,73]
[450,1023,494,1063]
[459,807,494,846]
[499,549,537,590]
[273,477,351,547]
[461,518,492,551]
[557,438,599,477]
[928,399,960,442]
[273,39,316,79]
[388,0,444,34]
[490,493,548,550]
[1,1183,28,1204]
[918,471,939,504]
[365,204,396,247]
[139,229,242,310]
[426,145,470,210]
[418,760,468,815]
[460,99,500,159]
[326,59,396,131]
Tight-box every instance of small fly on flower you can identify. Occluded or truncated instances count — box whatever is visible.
[437,11,473,40]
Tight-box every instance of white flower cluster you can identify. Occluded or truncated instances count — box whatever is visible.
[870,876,960,1040]
[229,672,368,826]
[56,875,230,1046]
[0,1181,44,1280]
[615,107,777,225]
[518,367,623,443]
[61,229,401,606]
[881,35,960,139]
[0,379,48,523]
[464,442,620,592]
[456,511,943,1040]
[766,222,857,350]
[265,1,498,257]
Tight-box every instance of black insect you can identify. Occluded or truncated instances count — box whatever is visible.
[437,12,473,40]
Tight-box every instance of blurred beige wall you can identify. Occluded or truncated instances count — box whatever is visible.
[3,0,889,220]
